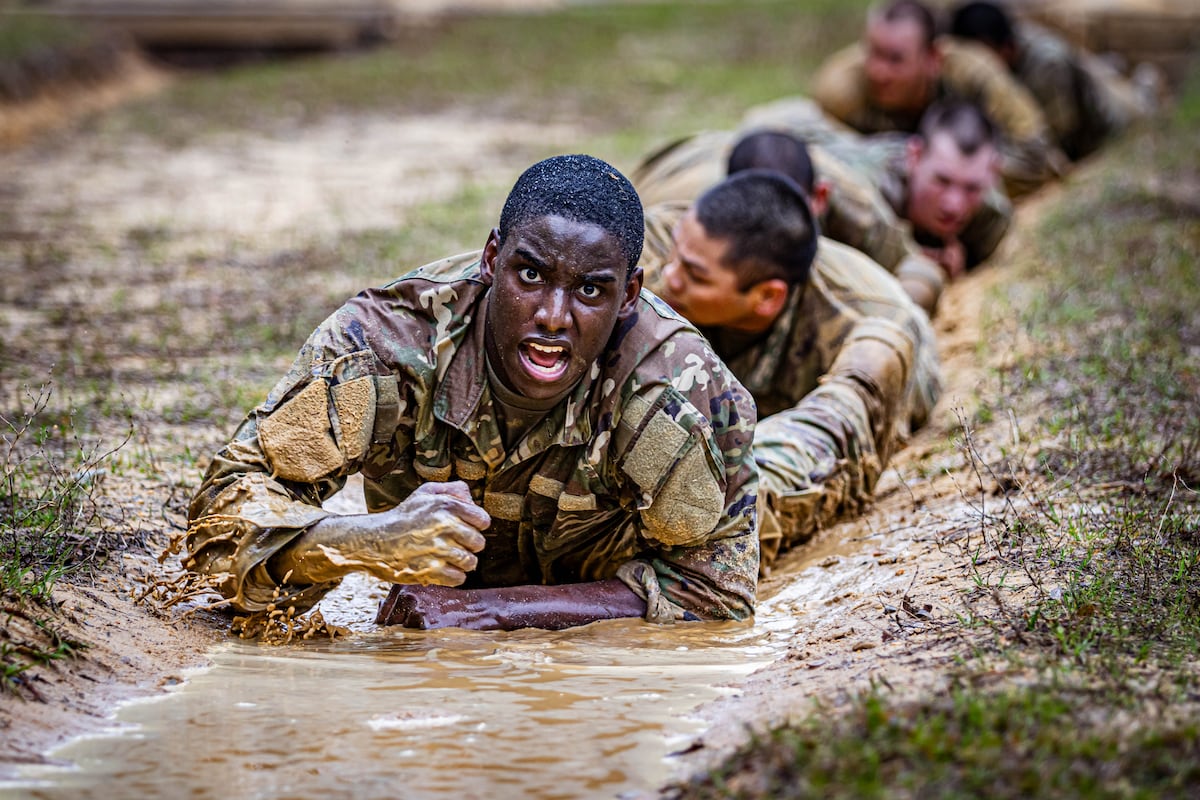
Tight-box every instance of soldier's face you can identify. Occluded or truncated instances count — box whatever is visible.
[660,210,757,331]
[864,18,938,111]
[481,214,641,402]
[905,132,998,241]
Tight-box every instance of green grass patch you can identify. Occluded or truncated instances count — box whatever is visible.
[0,3,93,64]
[671,687,1200,800]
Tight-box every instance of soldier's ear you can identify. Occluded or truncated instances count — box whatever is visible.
[810,181,831,219]
[480,228,502,284]
[926,41,944,76]
[986,148,1002,182]
[749,278,790,322]
[619,266,644,318]
[906,136,925,173]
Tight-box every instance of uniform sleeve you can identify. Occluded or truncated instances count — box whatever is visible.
[1025,53,1081,153]
[753,317,914,565]
[612,340,760,623]
[185,331,403,614]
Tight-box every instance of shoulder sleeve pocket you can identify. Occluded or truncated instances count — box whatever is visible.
[258,379,343,483]
[619,387,725,547]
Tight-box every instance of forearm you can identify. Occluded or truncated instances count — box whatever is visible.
[377,580,647,631]
[482,580,647,630]
[266,515,358,585]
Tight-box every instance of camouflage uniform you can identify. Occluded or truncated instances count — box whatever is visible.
[812,38,1066,197]
[631,126,947,307]
[1007,21,1150,160]
[642,208,942,565]
[185,253,760,623]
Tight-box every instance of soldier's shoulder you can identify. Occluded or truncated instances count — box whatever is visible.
[385,250,486,288]
[941,38,1015,85]
[814,238,914,306]
[813,44,869,120]
[1017,21,1075,63]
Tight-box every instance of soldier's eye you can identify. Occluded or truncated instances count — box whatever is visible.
[580,283,600,298]
[520,267,541,283]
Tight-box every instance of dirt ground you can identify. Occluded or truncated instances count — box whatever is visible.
[0,40,1090,786]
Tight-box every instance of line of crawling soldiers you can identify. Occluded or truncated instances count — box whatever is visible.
[182,1,1160,631]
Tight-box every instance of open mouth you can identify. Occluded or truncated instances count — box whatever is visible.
[519,341,571,382]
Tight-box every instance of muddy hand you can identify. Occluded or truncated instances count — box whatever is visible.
[357,481,489,586]
[282,480,488,587]
[926,239,966,280]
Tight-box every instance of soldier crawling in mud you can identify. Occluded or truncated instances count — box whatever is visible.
[948,0,1158,161]
[184,154,759,631]
[811,0,1064,198]
[640,169,942,567]
[634,100,1011,314]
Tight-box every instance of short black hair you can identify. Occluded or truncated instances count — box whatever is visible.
[498,154,644,275]
[949,1,1015,50]
[727,130,817,195]
[694,170,819,291]
[872,0,938,49]
[917,99,998,156]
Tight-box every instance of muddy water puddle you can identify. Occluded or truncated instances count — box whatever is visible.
[1,481,920,800]
[2,611,788,799]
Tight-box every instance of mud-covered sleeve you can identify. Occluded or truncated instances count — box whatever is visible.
[613,336,760,623]
[753,317,915,556]
[185,317,408,614]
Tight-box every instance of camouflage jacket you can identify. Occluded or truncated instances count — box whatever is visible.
[641,214,941,562]
[185,253,760,623]
[641,205,941,431]
[631,126,945,301]
[812,38,1065,197]
[1009,22,1141,160]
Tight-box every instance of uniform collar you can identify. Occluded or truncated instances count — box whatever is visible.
[432,286,598,468]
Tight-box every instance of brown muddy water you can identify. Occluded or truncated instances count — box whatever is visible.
[0,592,788,799]
[0,480,915,800]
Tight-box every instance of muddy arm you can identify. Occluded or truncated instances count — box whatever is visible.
[377,580,647,631]
[754,317,915,564]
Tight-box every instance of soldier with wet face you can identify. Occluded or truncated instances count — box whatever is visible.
[642,170,941,567]
[184,155,759,631]
[811,0,1064,197]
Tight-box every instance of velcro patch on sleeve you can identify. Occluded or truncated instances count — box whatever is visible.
[258,379,343,483]
[623,408,691,495]
[620,391,724,546]
[372,374,400,445]
[641,442,723,546]
[331,376,376,463]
